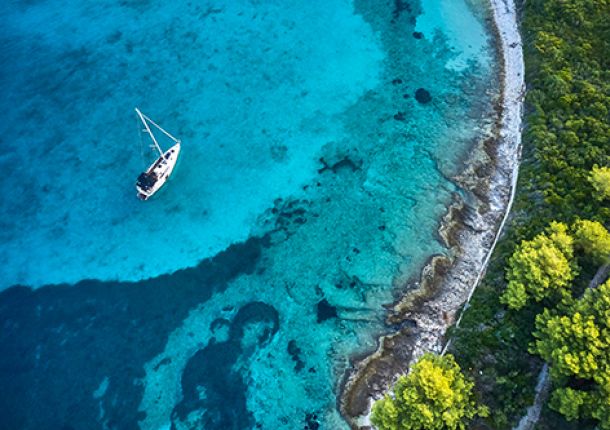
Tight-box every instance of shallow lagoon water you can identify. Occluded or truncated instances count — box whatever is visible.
[0,0,499,428]
[0,0,384,287]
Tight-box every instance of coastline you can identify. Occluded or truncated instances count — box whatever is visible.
[339,0,525,427]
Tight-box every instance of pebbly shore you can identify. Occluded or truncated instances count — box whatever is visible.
[339,0,525,427]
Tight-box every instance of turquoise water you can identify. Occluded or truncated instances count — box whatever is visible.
[0,0,499,428]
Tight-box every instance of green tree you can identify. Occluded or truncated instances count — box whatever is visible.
[501,222,576,310]
[589,166,610,201]
[371,353,487,430]
[549,387,588,422]
[573,219,610,264]
[532,279,610,428]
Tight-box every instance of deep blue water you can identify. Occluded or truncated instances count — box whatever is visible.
[0,0,499,428]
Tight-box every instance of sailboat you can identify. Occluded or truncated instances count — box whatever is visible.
[135,108,181,201]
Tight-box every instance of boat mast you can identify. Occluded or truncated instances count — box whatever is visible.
[135,107,164,157]
[140,113,181,145]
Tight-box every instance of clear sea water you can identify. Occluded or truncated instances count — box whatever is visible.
[0,0,498,428]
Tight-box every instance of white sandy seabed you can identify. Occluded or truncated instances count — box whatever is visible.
[354,0,525,425]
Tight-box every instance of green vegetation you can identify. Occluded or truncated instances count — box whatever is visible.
[573,220,610,264]
[500,220,610,310]
[589,166,610,201]
[371,353,487,430]
[533,279,610,427]
[446,0,610,428]
[509,0,610,235]
[451,219,609,428]
[500,222,575,310]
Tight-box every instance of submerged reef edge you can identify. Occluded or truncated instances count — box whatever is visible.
[339,0,525,426]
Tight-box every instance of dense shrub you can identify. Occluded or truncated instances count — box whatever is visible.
[533,280,610,428]
[371,354,487,430]
[501,222,575,310]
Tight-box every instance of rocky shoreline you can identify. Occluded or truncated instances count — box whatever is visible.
[339,0,525,427]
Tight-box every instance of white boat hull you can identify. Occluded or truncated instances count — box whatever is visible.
[136,142,181,200]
